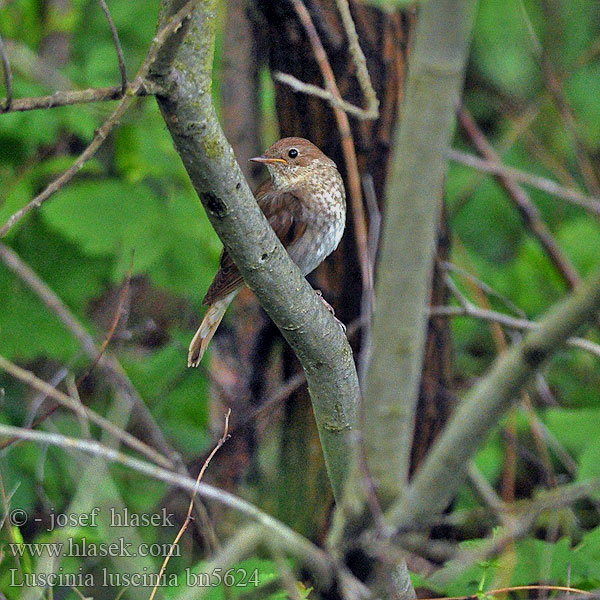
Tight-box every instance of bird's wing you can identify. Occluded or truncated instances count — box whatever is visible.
[202,188,307,305]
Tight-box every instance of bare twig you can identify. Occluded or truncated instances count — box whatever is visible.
[0,354,173,469]
[0,242,180,466]
[420,585,593,600]
[0,368,70,451]
[458,106,580,288]
[430,303,600,358]
[430,478,600,586]
[98,0,128,94]
[517,0,600,196]
[442,260,527,318]
[274,0,378,122]
[333,0,379,118]
[273,72,375,121]
[0,471,23,584]
[0,423,351,593]
[0,82,158,113]
[77,250,134,386]
[0,0,199,238]
[449,149,600,217]
[289,0,373,301]
[0,32,12,110]
[25,366,70,428]
[358,174,380,387]
[149,410,231,600]
[467,462,504,515]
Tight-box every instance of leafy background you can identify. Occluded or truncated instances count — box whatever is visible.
[1,0,600,598]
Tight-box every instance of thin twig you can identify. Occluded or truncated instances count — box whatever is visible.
[98,0,128,94]
[273,72,375,121]
[0,242,181,467]
[289,0,372,301]
[466,462,504,515]
[449,149,600,217]
[419,585,593,600]
[333,0,379,118]
[430,304,600,358]
[148,409,231,600]
[517,0,600,196]
[0,471,23,585]
[0,32,12,110]
[442,260,526,318]
[0,423,346,592]
[358,173,380,386]
[67,374,91,438]
[77,250,134,386]
[274,0,379,122]
[0,0,199,238]
[458,106,580,289]
[0,82,158,114]
[0,354,173,469]
[25,366,70,428]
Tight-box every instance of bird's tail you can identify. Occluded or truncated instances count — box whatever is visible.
[188,291,237,367]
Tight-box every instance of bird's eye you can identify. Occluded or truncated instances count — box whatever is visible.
[288,148,298,159]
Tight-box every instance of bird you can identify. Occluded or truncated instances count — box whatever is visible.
[188,137,347,367]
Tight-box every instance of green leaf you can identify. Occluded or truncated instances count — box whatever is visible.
[544,408,600,456]
[557,218,600,276]
[512,537,573,585]
[41,178,165,256]
[471,0,541,98]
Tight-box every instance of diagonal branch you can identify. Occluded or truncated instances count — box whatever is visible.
[0,83,158,113]
[458,106,580,289]
[0,424,369,597]
[288,0,373,303]
[0,32,12,111]
[98,0,128,94]
[0,0,199,238]
[0,355,172,469]
[149,0,360,503]
[386,264,600,534]
[448,149,600,217]
[0,242,178,466]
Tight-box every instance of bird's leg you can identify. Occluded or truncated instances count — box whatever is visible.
[315,290,346,333]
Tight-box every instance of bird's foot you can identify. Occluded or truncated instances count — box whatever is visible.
[315,290,347,333]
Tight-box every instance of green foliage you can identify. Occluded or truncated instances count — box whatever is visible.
[2,0,600,598]
[167,557,307,600]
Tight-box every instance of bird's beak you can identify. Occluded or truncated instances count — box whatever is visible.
[249,156,288,165]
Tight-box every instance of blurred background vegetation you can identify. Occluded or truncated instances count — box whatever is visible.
[1,0,600,598]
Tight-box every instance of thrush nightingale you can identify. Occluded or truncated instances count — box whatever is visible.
[188,137,346,366]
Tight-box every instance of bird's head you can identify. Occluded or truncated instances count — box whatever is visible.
[250,137,337,189]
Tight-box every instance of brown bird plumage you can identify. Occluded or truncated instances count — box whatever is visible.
[188,137,346,366]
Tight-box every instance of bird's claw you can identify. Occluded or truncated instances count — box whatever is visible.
[315,290,346,334]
